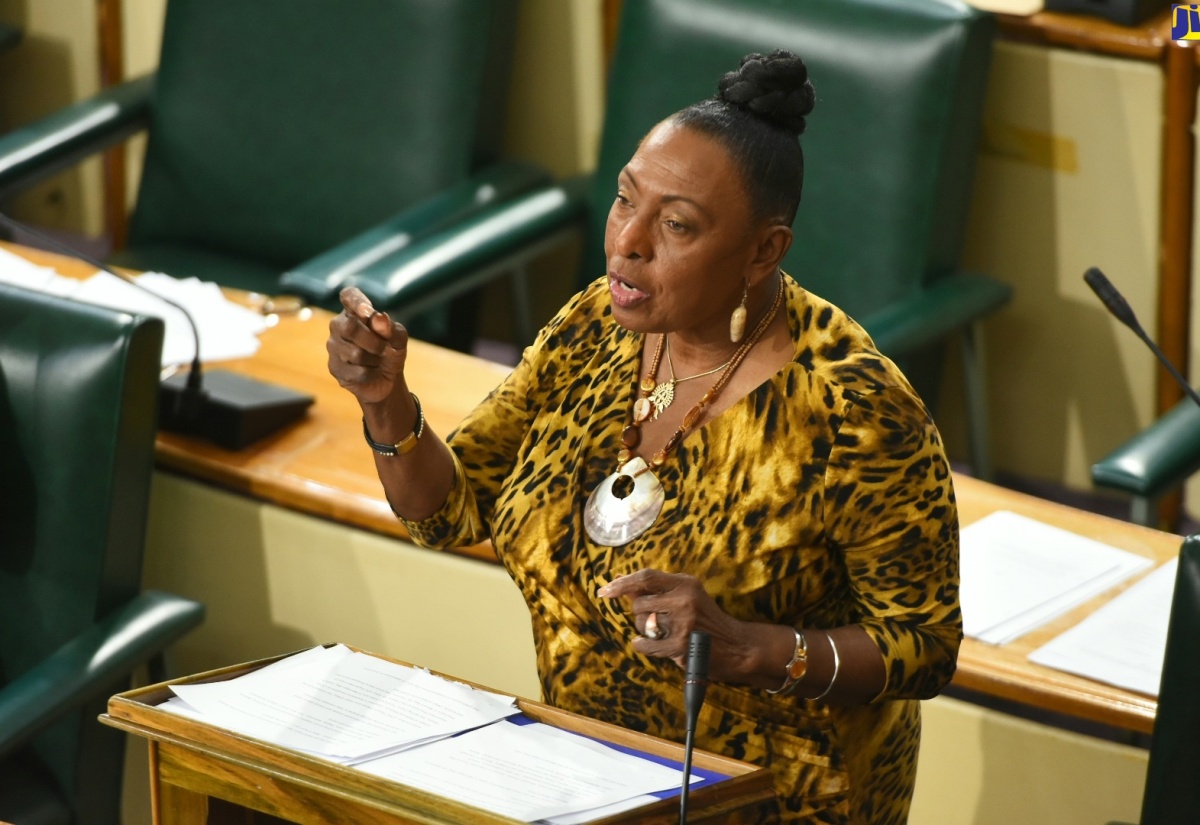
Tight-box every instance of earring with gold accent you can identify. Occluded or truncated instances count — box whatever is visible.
[730,279,749,343]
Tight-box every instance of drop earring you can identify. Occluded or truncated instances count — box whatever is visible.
[730,280,748,343]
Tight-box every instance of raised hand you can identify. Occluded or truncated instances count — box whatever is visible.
[327,287,410,407]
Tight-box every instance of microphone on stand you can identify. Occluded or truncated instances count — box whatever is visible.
[1083,266,1200,410]
[0,212,313,449]
[680,630,710,825]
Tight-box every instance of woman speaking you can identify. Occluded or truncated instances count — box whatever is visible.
[327,50,960,824]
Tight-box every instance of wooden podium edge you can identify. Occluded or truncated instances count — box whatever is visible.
[103,645,775,824]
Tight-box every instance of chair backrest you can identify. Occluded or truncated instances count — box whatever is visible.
[0,284,163,815]
[586,0,994,321]
[1140,536,1200,825]
[128,0,519,269]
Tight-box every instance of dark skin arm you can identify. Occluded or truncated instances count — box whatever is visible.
[326,287,456,521]
[598,569,886,704]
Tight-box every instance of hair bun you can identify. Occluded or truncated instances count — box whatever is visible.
[716,50,815,136]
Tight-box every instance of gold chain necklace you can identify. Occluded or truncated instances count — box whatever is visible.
[583,274,786,547]
[641,337,731,421]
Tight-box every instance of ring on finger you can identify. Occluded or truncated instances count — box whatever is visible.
[644,611,667,640]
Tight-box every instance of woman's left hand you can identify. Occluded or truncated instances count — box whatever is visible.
[598,569,793,686]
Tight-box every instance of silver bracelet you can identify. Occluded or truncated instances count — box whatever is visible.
[811,634,840,702]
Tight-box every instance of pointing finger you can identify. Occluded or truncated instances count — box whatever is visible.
[597,568,672,599]
[339,286,375,320]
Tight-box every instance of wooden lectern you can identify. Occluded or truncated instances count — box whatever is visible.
[102,648,774,824]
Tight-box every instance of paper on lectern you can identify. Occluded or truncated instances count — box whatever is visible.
[358,719,692,822]
[167,645,520,763]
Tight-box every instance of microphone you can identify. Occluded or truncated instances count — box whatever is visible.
[0,212,313,449]
[680,630,710,825]
[1083,267,1200,410]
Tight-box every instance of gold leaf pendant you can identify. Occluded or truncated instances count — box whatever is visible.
[648,381,675,419]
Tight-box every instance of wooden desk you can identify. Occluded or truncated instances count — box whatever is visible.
[4,243,1176,734]
[3,242,509,563]
[954,475,1177,734]
[102,650,773,825]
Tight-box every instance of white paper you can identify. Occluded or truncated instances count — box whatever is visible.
[1028,559,1177,696]
[74,271,265,366]
[0,247,265,366]
[358,720,688,822]
[169,647,519,762]
[0,246,79,295]
[540,795,659,824]
[960,511,1153,645]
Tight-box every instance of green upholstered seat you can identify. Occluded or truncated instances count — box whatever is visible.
[1108,536,1200,824]
[0,0,545,349]
[1091,400,1200,527]
[341,0,1012,474]
[0,284,204,825]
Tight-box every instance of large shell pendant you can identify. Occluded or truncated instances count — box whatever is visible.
[583,456,666,547]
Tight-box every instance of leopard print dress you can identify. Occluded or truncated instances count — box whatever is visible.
[402,274,961,824]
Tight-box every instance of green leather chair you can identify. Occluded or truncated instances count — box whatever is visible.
[0,284,204,825]
[1091,401,1200,527]
[0,0,545,348]
[1109,535,1200,825]
[336,0,1013,477]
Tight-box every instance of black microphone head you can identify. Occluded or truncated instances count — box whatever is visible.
[1084,267,1141,333]
[685,631,711,682]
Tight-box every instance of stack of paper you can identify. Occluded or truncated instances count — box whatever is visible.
[0,246,265,367]
[1029,559,1176,696]
[164,644,519,764]
[960,511,1153,645]
[360,719,697,823]
[162,645,699,823]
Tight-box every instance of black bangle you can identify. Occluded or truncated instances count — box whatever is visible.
[362,394,424,456]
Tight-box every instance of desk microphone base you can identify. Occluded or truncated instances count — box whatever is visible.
[160,369,314,451]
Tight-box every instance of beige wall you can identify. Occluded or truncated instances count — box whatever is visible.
[0,0,104,232]
[937,43,1166,501]
[911,696,1147,825]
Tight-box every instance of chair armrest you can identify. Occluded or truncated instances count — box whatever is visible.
[0,74,155,197]
[859,271,1013,356]
[1091,397,1200,499]
[280,161,555,303]
[0,589,203,759]
[344,175,591,314]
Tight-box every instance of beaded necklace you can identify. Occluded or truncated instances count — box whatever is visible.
[584,274,785,546]
[638,337,731,421]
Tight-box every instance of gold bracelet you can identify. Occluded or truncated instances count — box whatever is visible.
[766,629,808,695]
[362,394,425,456]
